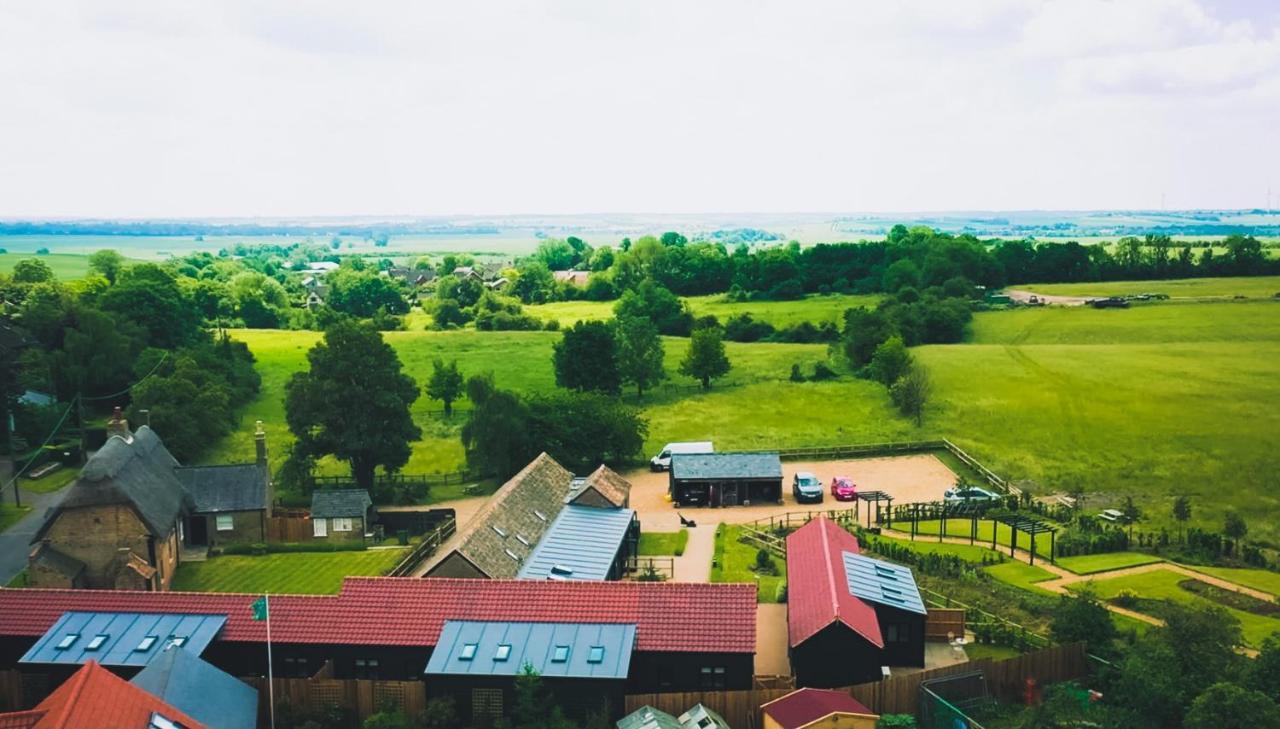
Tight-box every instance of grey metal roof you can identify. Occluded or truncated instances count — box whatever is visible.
[841,551,927,616]
[310,489,372,518]
[518,505,635,581]
[20,611,227,668]
[677,705,732,729]
[35,426,191,541]
[617,705,683,729]
[425,621,636,680]
[175,464,267,513]
[130,647,258,729]
[670,452,783,481]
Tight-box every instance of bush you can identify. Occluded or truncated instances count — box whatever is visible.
[789,363,805,382]
[753,547,779,575]
[543,318,560,331]
[775,581,788,603]
[811,361,838,381]
[877,715,917,728]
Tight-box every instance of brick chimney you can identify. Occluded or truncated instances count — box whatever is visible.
[255,421,274,515]
[107,407,130,440]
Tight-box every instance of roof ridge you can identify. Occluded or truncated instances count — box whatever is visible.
[48,660,95,729]
[818,517,841,625]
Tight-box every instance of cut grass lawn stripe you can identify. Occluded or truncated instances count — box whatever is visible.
[171,549,408,595]
[1055,552,1164,575]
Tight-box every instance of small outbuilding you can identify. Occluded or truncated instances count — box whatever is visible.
[310,489,374,542]
[131,646,259,729]
[761,687,879,729]
[669,452,782,507]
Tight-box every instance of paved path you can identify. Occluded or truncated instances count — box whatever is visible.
[0,485,63,584]
[673,525,715,583]
[754,604,791,676]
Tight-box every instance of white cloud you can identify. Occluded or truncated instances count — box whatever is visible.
[0,0,1276,217]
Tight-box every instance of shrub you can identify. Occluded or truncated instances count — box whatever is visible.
[811,361,838,381]
[775,581,788,603]
[789,363,805,382]
[877,715,917,728]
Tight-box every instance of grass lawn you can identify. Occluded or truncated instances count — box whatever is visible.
[527,292,881,328]
[1189,566,1280,597]
[0,505,32,532]
[1069,567,1280,648]
[208,299,1280,542]
[1023,275,1280,300]
[20,467,78,494]
[985,561,1058,594]
[964,643,1024,661]
[1055,552,1163,575]
[710,525,784,603]
[0,252,98,279]
[870,533,1004,563]
[638,530,689,556]
[171,548,408,595]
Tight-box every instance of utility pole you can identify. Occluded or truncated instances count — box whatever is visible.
[3,396,17,508]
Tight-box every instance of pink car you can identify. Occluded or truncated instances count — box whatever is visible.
[830,476,857,501]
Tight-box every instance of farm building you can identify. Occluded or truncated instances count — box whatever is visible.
[310,488,374,543]
[0,577,757,705]
[175,462,270,548]
[130,646,259,729]
[427,454,636,580]
[786,517,926,687]
[761,687,879,729]
[426,620,635,725]
[668,452,783,507]
[0,661,206,729]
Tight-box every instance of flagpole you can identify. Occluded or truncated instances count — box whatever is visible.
[266,593,275,729]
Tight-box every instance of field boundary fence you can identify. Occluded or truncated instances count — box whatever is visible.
[387,518,457,577]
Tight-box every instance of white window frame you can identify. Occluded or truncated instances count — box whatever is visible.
[313,518,328,537]
[333,517,353,532]
[215,514,234,531]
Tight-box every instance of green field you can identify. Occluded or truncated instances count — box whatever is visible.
[170,549,407,594]
[20,467,78,494]
[984,562,1058,594]
[1070,567,1280,648]
[1023,276,1280,299]
[638,530,689,556]
[1055,552,1163,575]
[527,292,880,328]
[710,525,785,603]
[1188,566,1280,596]
[0,252,98,279]
[209,298,1280,541]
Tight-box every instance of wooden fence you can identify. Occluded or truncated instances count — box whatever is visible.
[387,518,457,577]
[623,642,1088,729]
[0,670,23,713]
[265,515,317,543]
[925,608,967,641]
[243,676,428,726]
[626,556,675,580]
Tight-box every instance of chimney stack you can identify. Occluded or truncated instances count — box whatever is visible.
[107,407,130,440]
[254,420,268,467]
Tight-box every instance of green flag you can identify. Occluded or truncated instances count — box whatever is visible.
[251,595,268,621]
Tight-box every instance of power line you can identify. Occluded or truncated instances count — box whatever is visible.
[81,351,169,402]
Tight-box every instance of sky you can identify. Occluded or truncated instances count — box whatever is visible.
[0,0,1278,218]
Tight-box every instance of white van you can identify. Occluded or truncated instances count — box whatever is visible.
[650,441,714,471]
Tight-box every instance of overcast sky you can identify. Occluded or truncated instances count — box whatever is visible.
[1,0,1277,218]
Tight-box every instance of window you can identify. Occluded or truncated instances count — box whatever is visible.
[587,646,605,664]
[55,634,79,650]
[166,636,187,649]
[459,643,478,661]
[333,518,353,532]
[551,645,570,663]
[550,564,574,577]
[533,510,547,522]
[215,514,234,531]
[491,525,508,538]
[698,666,726,689]
[149,714,183,729]
[282,656,312,678]
[494,644,512,661]
[136,635,158,652]
[886,623,910,643]
[354,658,380,679]
[85,634,109,651]
[472,688,503,722]
[516,534,531,547]
[313,518,328,538]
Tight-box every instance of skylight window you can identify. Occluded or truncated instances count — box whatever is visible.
[55,634,79,650]
[459,643,478,661]
[587,646,605,664]
[551,645,570,663]
[167,636,188,649]
[550,564,574,576]
[85,634,109,651]
[491,525,508,538]
[135,635,158,652]
[494,644,512,661]
[533,510,547,522]
[149,713,182,729]
[516,534,531,547]
[505,549,521,562]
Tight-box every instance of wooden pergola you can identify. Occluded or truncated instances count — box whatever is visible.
[992,513,1058,565]
[853,491,893,528]
[893,501,988,544]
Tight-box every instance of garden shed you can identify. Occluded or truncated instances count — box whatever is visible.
[668,452,783,507]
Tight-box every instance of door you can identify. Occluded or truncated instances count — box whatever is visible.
[186,516,208,546]
[313,517,328,538]
[722,482,739,507]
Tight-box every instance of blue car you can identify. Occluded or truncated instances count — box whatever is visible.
[792,471,824,503]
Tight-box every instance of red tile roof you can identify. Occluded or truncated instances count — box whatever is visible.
[760,687,877,728]
[785,517,882,649]
[0,578,757,655]
[9,661,206,729]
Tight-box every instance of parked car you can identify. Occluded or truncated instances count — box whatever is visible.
[1099,508,1124,522]
[943,486,1000,503]
[793,472,824,503]
[1090,297,1130,309]
[830,476,857,501]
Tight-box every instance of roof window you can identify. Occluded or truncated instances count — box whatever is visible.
[166,635,188,649]
[505,549,521,562]
[533,510,548,522]
[494,644,512,661]
[135,635,158,652]
[551,645,570,663]
[516,534,531,547]
[85,634,109,651]
[491,525,508,538]
[55,634,79,650]
[459,643,478,661]
[149,713,182,729]
[587,646,605,664]
[550,564,574,577]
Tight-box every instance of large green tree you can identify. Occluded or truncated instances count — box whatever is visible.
[100,263,203,348]
[838,306,896,368]
[613,279,692,336]
[461,374,531,479]
[868,335,912,386]
[425,358,464,416]
[1184,683,1280,729]
[679,325,730,390]
[87,249,126,284]
[615,314,665,397]
[285,321,421,489]
[552,320,621,395]
[1048,588,1117,660]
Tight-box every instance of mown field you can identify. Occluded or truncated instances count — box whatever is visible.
[0,252,98,279]
[170,549,407,595]
[210,296,1280,540]
[527,292,880,328]
[1024,275,1280,299]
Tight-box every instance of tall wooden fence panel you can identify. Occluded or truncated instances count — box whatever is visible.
[244,677,428,728]
[0,670,24,712]
[266,515,316,543]
[925,608,966,641]
[622,643,1088,729]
